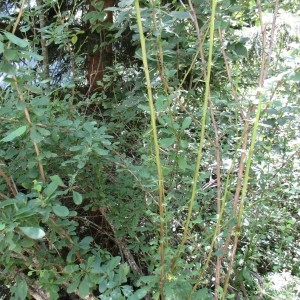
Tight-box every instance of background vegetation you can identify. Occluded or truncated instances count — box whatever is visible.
[0,0,299,299]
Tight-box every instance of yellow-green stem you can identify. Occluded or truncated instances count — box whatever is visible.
[222,93,263,299]
[170,0,217,273]
[134,0,166,297]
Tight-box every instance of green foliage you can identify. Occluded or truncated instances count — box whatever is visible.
[0,0,299,299]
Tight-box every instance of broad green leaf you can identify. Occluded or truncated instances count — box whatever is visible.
[119,263,130,282]
[170,11,191,19]
[73,191,83,205]
[234,43,248,57]
[192,287,211,299]
[22,51,43,61]
[30,128,43,143]
[44,181,59,197]
[119,0,134,8]
[121,285,133,297]
[69,145,83,151]
[0,198,18,208]
[242,266,251,281]
[0,61,17,75]
[106,256,121,271]
[137,104,150,112]
[13,279,28,300]
[3,49,18,60]
[128,288,148,300]
[79,236,93,249]
[178,156,188,170]
[99,278,108,293]
[71,35,78,44]
[155,96,168,111]
[37,127,51,136]
[31,96,50,106]
[0,41,4,53]
[24,85,43,94]
[4,32,29,48]
[67,276,81,294]
[1,125,27,142]
[19,227,45,239]
[78,275,90,298]
[181,116,192,130]
[213,249,224,257]
[0,223,5,230]
[53,205,69,217]
[94,147,109,156]
[50,175,65,187]
[160,137,176,148]
[289,71,300,81]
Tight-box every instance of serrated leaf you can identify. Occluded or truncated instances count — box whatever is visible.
[4,32,29,48]
[1,126,27,142]
[19,227,45,239]
[52,205,69,217]
[73,191,83,205]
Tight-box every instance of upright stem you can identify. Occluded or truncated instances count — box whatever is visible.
[9,0,46,184]
[171,0,217,273]
[36,0,50,89]
[134,1,166,298]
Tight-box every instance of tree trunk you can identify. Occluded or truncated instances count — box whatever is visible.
[87,0,115,93]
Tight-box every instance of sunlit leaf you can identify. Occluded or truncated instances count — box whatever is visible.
[71,35,78,45]
[44,181,59,197]
[73,191,83,205]
[160,137,176,148]
[181,117,192,130]
[19,227,45,239]
[53,205,69,217]
[1,126,27,142]
[4,32,29,48]
[78,275,90,298]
